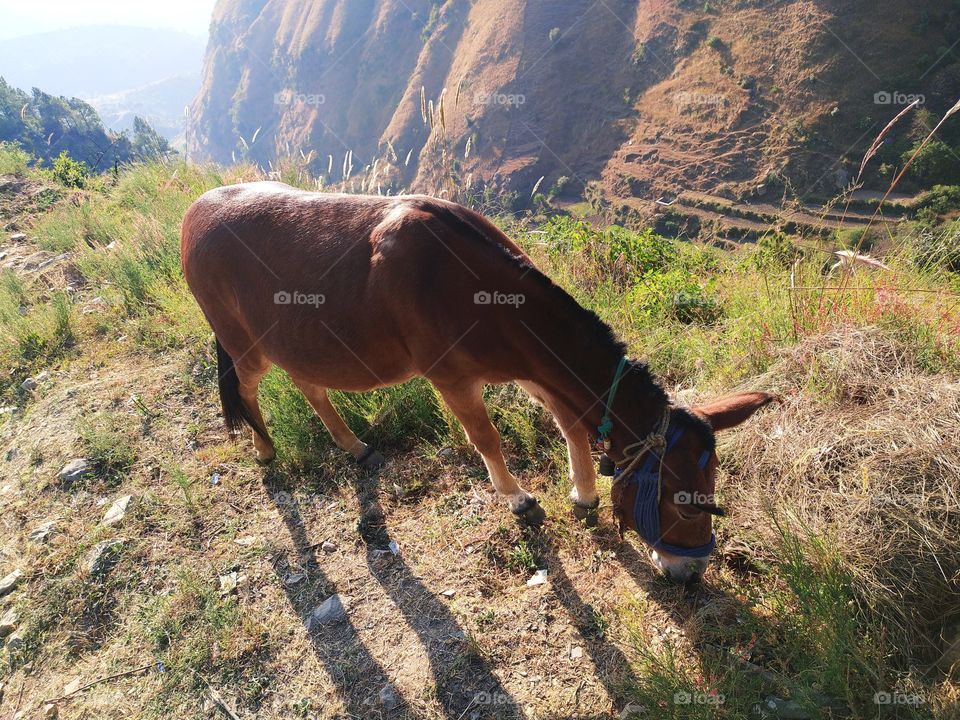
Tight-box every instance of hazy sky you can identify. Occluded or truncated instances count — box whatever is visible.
[0,0,218,38]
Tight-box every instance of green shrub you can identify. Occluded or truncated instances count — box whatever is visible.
[918,184,960,215]
[0,141,31,175]
[540,217,677,281]
[752,232,801,269]
[628,269,722,325]
[50,150,89,188]
[914,221,960,272]
[904,139,960,186]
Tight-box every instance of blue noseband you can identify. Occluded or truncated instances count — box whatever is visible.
[615,423,716,559]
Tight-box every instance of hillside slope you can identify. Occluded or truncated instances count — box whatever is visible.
[188,0,960,203]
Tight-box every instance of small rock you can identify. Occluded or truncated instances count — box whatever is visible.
[43,703,58,719]
[62,678,81,695]
[0,569,23,597]
[0,252,6,261]
[441,589,456,598]
[36,371,49,382]
[81,297,106,314]
[20,378,36,391]
[0,607,18,638]
[9,233,26,243]
[101,495,134,526]
[218,571,246,596]
[309,594,346,627]
[388,540,400,555]
[85,539,125,577]
[284,572,306,587]
[570,646,583,660]
[759,696,814,720]
[526,569,548,587]
[320,540,337,553]
[5,628,25,651]
[29,520,57,543]
[234,536,256,546]
[378,684,400,711]
[58,458,94,484]
[438,447,454,459]
[210,473,221,486]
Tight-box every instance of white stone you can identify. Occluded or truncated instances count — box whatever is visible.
[101,495,134,526]
[526,569,548,587]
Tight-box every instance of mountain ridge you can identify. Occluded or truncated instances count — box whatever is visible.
[188,0,960,207]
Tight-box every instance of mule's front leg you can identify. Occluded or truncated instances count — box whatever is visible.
[562,427,601,526]
[518,382,599,526]
[435,382,545,526]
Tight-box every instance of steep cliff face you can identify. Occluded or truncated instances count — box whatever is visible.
[188,0,960,203]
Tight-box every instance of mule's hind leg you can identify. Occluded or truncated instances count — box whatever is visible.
[234,357,276,463]
[293,380,385,470]
[434,382,544,526]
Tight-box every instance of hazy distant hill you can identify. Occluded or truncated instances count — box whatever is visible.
[88,74,199,149]
[0,26,204,140]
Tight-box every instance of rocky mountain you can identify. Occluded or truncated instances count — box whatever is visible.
[188,0,960,207]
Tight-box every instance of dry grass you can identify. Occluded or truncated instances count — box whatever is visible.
[722,326,960,668]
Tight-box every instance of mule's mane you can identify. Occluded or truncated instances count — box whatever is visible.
[410,197,669,405]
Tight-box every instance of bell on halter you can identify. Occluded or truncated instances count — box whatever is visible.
[599,454,615,477]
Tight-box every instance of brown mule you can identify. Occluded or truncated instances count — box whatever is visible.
[181,182,772,582]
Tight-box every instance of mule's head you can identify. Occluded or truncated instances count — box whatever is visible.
[611,392,774,584]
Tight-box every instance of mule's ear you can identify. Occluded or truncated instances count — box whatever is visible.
[693,391,776,431]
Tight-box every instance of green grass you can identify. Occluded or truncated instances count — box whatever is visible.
[2,157,958,717]
[139,570,268,714]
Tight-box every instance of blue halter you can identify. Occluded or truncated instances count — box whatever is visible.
[615,422,716,559]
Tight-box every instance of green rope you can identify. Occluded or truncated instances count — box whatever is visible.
[597,356,629,441]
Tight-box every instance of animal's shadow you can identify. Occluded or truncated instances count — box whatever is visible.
[264,464,521,719]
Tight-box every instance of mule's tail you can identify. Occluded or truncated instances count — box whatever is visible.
[215,338,270,442]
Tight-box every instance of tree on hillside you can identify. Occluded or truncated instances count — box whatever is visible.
[0,77,174,171]
[131,116,172,161]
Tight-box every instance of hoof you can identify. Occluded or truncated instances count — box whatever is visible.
[572,499,600,527]
[357,446,386,470]
[511,497,546,527]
